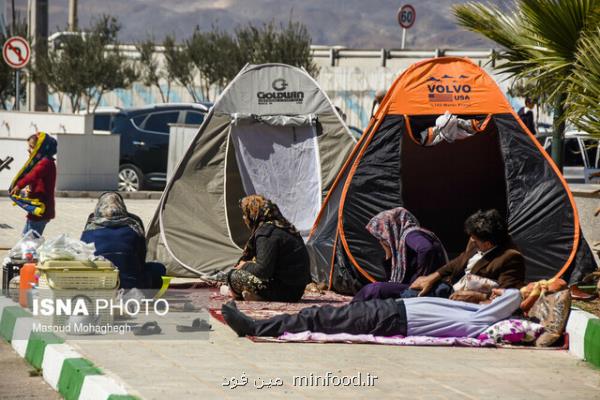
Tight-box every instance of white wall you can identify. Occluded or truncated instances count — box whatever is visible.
[0,111,93,138]
[0,134,119,191]
[56,134,119,191]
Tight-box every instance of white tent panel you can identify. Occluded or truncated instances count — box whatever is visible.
[231,123,322,238]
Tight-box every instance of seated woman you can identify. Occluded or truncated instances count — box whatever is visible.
[227,195,311,302]
[81,192,165,290]
[352,207,448,302]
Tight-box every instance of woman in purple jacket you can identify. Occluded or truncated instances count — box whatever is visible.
[352,207,448,302]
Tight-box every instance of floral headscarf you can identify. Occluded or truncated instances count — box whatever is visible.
[366,207,448,283]
[239,194,300,261]
[84,192,145,237]
[9,132,57,192]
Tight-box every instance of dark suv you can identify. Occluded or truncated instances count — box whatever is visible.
[96,103,210,191]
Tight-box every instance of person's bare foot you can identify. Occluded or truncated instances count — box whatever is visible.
[242,290,264,301]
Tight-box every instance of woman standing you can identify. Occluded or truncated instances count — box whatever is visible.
[228,195,311,302]
[9,132,57,236]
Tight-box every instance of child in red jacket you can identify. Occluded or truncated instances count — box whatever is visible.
[9,132,57,235]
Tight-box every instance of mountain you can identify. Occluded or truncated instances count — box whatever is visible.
[16,0,505,48]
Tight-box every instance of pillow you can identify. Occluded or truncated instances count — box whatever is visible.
[453,274,499,294]
[527,289,571,347]
[477,319,544,344]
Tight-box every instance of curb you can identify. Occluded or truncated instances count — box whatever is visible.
[0,297,139,400]
[566,307,600,369]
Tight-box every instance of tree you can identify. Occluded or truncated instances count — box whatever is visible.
[137,37,170,103]
[567,27,600,135]
[235,20,319,77]
[34,15,137,112]
[163,34,200,102]
[182,19,319,102]
[453,0,600,168]
[83,16,138,112]
[186,26,240,101]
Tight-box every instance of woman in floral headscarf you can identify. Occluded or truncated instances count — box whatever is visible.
[9,132,57,236]
[227,194,311,302]
[352,207,448,302]
[81,192,165,290]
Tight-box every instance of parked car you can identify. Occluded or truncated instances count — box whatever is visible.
[91,107,120,134]
[95,103,210,191]
[542,130,600,183]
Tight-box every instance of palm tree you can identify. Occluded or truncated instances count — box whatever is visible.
[453,0,600,169]
[567,27,600,135]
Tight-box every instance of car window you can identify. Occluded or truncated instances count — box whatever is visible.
[94,114,112,131]
[131,113,149,128]
[184,111,205,125]
[583,139,598,168]
[142,111,180,133]
[564,139,585,167]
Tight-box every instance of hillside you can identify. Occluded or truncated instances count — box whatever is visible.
[23,0,504,48]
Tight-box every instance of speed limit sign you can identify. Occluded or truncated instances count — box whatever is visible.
[397,5,416,29]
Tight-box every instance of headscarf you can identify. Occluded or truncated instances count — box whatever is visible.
[366,207,448,283]
[9,131,57,192]
[239,194,300,261]
[83,192,145,237]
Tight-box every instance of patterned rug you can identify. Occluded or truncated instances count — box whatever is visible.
[209,289,352,321]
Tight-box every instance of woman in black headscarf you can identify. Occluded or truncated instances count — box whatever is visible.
[227,194,311,302]
[81,192,165,290]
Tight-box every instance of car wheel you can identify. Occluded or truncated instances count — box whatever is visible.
[118,164,143,192]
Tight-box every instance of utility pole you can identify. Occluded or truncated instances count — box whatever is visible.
[68,0,77,31]
[27,0,48,111]
[10,0,14,34]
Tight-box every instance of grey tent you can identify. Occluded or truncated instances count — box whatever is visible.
[146,64,356,277]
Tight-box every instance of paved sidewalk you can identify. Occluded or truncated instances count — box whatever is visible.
[0,197,159,249]
[69,322,600,400]
[1,197,600,399]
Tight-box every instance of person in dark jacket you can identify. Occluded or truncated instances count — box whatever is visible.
[227,194,311,302]
[80,192,165,290]
[9,132,57,235]
[518,97,536,135]
[410,209,525,303]
[352,207,448,302]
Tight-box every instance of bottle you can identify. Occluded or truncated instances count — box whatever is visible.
[19,263,36,308]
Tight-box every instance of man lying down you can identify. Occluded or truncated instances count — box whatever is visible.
[221,287,541,339]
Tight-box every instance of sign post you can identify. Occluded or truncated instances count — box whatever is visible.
[397,4,416,50]
[2,36,31,111]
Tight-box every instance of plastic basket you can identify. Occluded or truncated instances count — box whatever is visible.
[37,260,119,290]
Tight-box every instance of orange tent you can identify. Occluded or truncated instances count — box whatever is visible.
[307,57,595,295]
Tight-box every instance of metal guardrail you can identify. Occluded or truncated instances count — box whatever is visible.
[49,33,497,68]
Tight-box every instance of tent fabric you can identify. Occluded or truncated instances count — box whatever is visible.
[231,122,321,237]
[146,64,356,277]
[308,57,596,295]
